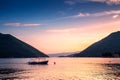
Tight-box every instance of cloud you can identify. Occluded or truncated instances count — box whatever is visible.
[22,24,41,27]
[75,13,90,17]
[90,0,120,5]
[4,23,21,26]
[50,10,120,20]
[64,0,120,5]
[64,1,75,5]
[4,22,41,27]
[92,10,120,16]
[46,28,77,33]
[73,10,120,18]
[112,14,119,19]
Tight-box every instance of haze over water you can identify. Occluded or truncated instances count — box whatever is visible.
[0,58,120,80]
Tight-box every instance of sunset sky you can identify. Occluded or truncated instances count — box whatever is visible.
[0,0,120,54]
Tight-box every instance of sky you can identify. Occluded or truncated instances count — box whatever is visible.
[0,0,120,54]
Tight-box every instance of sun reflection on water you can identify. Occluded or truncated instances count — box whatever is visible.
[0,58,120,80]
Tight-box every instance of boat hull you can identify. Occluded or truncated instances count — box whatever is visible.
[28,60,48,65]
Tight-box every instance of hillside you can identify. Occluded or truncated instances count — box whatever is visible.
[0,33,48,58]
[70,31,120,57]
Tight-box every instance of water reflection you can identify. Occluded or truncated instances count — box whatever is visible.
[0,58,120,80]
[102,64,120,79]
[0,68,28,79]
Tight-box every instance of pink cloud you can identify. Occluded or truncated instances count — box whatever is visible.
[4,23,41,27]
[46,28,76,33]
[90,0,120,5]
[76,13,90,17]
[22,24,41,27]
[64,0,120,5]
[4,22,21,26]
[112,14,119,19]
[71,10,120,18]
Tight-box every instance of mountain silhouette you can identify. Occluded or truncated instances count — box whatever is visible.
[0,33,48,58]
[70,31,120,57]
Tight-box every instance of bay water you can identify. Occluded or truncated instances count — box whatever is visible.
[0,58,120,80]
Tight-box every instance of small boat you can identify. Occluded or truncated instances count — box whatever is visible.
[28,58,48,65]
[28,60,48,65]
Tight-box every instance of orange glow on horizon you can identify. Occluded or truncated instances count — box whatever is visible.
[19,19,120,54]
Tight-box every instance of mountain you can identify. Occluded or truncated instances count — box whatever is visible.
[70,31,120,57]
[48,53,70,57]
[0,33,48,58]
[48,51,79,57]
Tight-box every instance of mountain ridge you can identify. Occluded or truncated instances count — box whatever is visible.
[69,31,120,57]
[0,33,48,58]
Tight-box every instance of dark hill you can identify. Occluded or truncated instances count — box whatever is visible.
[70,31,120,57]
[0,33,48,58]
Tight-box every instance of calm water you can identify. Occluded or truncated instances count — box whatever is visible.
[0,58,120,80]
